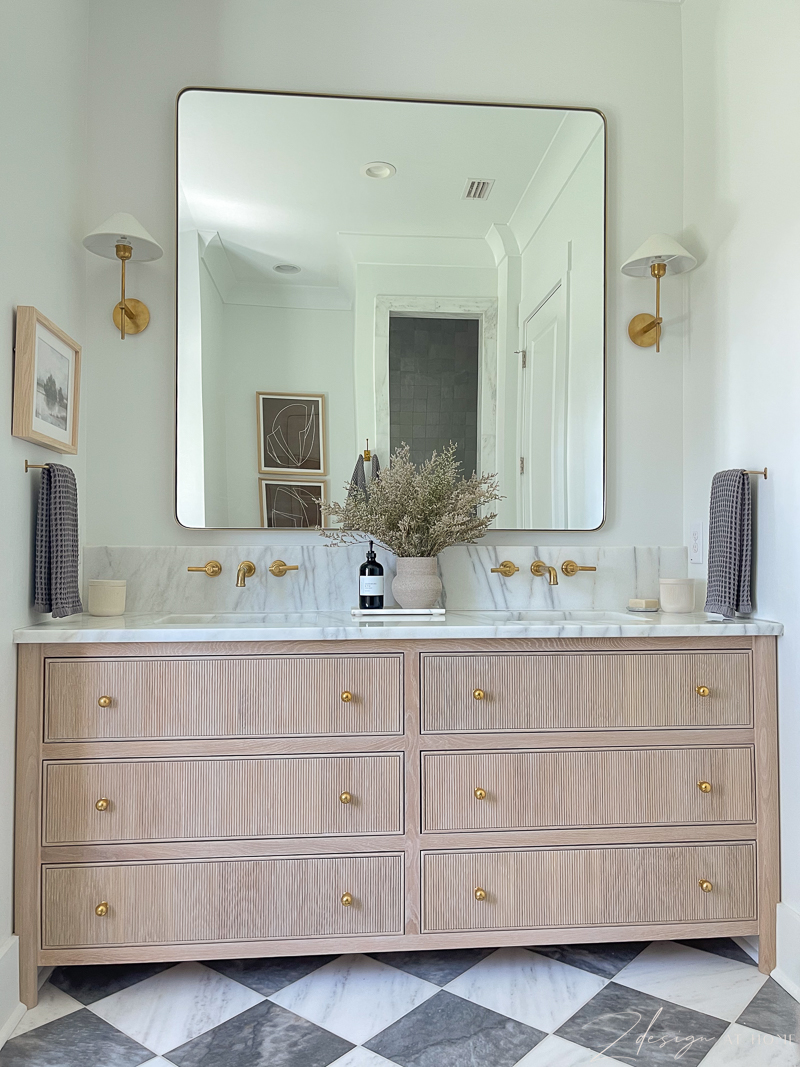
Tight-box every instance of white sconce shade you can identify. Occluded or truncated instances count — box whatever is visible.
[620,234,696,351]
[620,233,696,277]
[83,213,163,339]
[83,213,163,261]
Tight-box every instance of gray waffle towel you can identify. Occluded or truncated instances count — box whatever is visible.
[34,463,83,618]
[348,453,381,499]
[704,469,752,618]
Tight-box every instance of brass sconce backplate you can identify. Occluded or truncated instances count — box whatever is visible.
[628,312,660,348]
[112,298,150,335]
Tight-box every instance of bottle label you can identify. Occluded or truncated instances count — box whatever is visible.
[360,576,384,596]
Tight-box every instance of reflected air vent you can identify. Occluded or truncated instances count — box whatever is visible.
[462,179,495,201]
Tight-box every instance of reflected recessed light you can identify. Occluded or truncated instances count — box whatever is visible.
[362,161,396,180]
[273,263,301,274]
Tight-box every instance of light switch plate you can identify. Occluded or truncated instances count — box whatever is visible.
[690,521,704,564]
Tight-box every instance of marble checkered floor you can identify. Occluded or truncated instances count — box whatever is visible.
[3,939,799,1066]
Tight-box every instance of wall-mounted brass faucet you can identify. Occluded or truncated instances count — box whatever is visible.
[531,560,558,585]
[561,560,597,578]
[269,559,299,578]
[236,561,256,588]
[491,561,519,578]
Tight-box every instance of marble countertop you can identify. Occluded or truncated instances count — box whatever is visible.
[13,610,783,643]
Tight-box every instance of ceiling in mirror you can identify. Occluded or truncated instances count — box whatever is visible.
[176,90,605,531]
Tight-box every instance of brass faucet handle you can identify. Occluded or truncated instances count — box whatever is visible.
[188,561,222,577]
[491,560,519,578]
[561,560,597,578]
[531,560,548,578]
[269,559,300,578]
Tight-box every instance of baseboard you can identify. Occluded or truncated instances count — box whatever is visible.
[0,934,22,1049]
[0,1002,25,1049]
[733,935,759,963]
[775,902,800,1002]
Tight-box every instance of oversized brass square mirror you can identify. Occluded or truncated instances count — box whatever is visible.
[176,89,605,530]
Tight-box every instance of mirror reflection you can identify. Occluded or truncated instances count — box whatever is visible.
[177,90,605,530]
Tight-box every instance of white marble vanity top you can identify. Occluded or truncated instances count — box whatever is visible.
[14,610,783,643]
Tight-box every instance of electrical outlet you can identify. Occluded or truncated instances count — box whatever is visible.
[690,521,704,564]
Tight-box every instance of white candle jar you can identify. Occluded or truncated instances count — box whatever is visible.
[659,578,695,614]
[88,579,127,617]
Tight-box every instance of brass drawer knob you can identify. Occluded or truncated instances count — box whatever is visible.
[98,696,112,708]
[697,780,712,793]
[341,892,353,907]
[95,901,109,917]
[474,887,487,902]
[339,791,352,805]
[473,689,486,701]
[341,691,353,703]
[474,788,487,801]
[95,798,110,811]
[698,879,713,893]
[696,685,710,697]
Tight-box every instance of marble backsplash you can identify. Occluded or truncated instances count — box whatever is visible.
[83,544,688,614]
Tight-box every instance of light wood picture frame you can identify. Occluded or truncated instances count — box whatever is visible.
[256,391,326,476]
[13,306,81,454]
[258,477,327,529]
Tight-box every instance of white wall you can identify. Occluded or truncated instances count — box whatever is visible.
[0,0,88,1036]
[682,0,800,988]
[82,0,686,547]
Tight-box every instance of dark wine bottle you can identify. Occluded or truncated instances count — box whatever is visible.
[359,540,384,610]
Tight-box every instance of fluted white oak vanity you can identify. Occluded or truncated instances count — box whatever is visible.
[15,612,781,1007]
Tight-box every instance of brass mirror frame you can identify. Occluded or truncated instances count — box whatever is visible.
[174,87,607,532]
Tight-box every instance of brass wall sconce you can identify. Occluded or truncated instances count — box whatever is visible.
[83,213,163,339]
[621,234,696,352]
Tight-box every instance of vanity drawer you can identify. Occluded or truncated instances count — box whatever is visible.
[43,754,403,844]
[45,655,403,741]
[42,853,403,948]
[421,651,751,732]
[421,747,754,831]
[422,843,756,932]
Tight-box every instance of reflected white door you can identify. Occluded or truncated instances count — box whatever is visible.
[518,281,569,528]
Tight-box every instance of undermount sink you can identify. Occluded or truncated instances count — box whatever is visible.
[152,609,652,627]
[494,610,650,624]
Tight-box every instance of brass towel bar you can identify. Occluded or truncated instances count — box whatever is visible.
[744,468,768,479]
[24,462,51,472]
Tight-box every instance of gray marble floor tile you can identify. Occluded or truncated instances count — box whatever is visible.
[555,980,729,1066]
[676,937,758,966]
[527,942,649,979]
[50,962,177,1005]
[738,978,800,1041]
[0,1008,151,1067]
[206,955,338,996]
[364,989,545,1067]
[165,1000,353,1067]
[367,948,495,985]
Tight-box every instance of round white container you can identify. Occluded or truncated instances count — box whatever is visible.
[659,578,695,614]
[88,579,127,617]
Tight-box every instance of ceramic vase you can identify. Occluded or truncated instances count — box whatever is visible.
[391,556,442,609]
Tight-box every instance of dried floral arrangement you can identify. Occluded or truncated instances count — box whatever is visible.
[321,443,502,557]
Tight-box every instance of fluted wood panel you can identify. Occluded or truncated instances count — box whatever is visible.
[44,755,403,844]
[45,655,402,741]
[421,652,751,732]
[43,853,403,947]
[422,747,754,831]
[422,844,756,932]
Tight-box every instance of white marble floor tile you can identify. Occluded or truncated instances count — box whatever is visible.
[515,1033,627,1065]
[613,940,769,1022]
[700,1023,800,1066]
[444,946,606,1032]
[269,953,438,1044]
[328,1047,397,1067]
[88,960,264,1054]
[10,982,83,1036]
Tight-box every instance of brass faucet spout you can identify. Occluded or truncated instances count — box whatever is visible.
[531,560,558,585]
[236,561,256,588]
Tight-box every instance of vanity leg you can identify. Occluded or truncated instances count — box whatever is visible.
[754,636,780,974]
[16,645,43,1007]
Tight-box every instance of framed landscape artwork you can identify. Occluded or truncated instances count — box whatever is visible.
[12,306,81,454]
[257,391,326,476]
[258,478,326,529]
